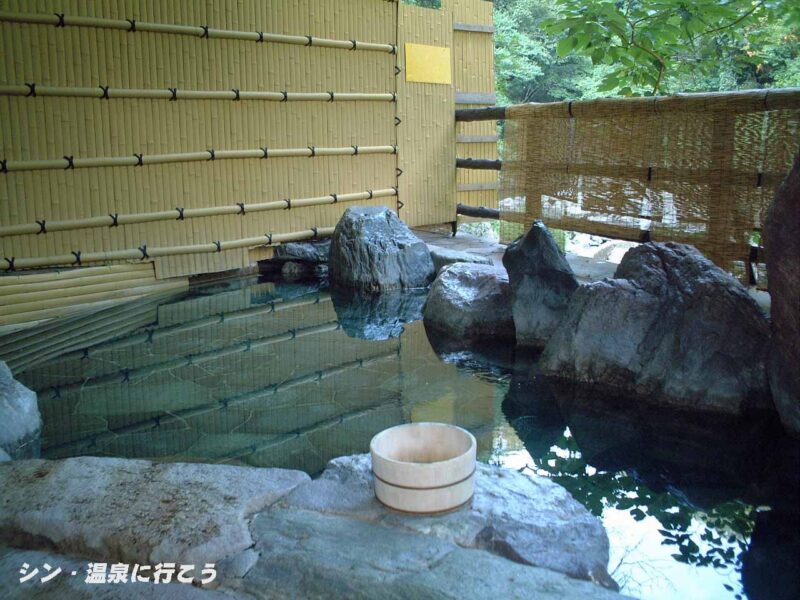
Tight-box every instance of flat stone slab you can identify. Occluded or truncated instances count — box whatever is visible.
[428,244,493,274]
[0,457,309,568]
[278,454,615,589]
[0,546,229,599]
[229,508,627,600]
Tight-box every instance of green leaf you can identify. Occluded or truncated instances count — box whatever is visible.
[556,37,574,58]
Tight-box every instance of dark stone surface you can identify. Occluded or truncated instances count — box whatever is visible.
[423,263,515,342]
[502,222,579,347]
[280,260,328,282]
[764,154,800,434]
[741,508,800,600]
[428,244,493,274]
[329,206,435,291]
[540,242,771,415]
[273,239,331,263]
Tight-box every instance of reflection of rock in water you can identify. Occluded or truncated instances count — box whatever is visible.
[741,508,800,600]
[502,355,565,459]
[423,319,515,381]
[332,287,426,341]
[546,378,797,510]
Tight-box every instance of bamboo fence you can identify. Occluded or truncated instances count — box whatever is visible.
[0,0,495,318]
[500,88,800,280]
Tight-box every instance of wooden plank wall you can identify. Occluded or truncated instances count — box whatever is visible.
[451,0,498,210]
[0,0,495,280]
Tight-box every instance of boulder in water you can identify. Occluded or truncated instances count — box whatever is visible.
[540,242,771,415]
[502,222,579,348]
[423,263,515,342]
[329,206,434,291]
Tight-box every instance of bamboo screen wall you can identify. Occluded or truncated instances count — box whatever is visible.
[452,0,498,210]
[500,90,800,280]
[0,0,495,280]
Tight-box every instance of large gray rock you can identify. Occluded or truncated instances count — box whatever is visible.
[0,360,41,459]
[540,242,771,414]
[278,453,615,589]
[423,263,515,342]
[0,449,9,462]
[274,239,331,263]
[0,457,308,570]
[428,244,493,274]
[234,508,626,599]
[329,206,435,291]
[503,222,579,347]
[764,155,800,434]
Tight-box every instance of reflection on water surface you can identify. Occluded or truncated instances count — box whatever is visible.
[1,274,797,600]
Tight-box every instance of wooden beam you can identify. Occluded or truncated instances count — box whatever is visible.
[453,22,494,33]
[455,106,507,122]
[457,204,500,219]
[456,134,499,143]
[455,92,497,105]
[457,182,500,192]
[456,158,502,170]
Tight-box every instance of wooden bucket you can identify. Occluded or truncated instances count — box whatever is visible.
[370,422,476,514]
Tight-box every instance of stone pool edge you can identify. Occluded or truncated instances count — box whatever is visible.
[0,454,631,599]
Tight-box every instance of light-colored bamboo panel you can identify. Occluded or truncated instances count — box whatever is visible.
[0,0,399,278]
[446,0,493,25]
[453,29,494,95]
[397,3,455,227]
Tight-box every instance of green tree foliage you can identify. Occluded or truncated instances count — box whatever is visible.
[494,0,612,104]
[539,0,800,95]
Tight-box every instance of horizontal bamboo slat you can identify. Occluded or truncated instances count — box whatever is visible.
[3,226,336,271]
[0,263,152,285]
[0,188,398,237]
[0,11,397,53]
[0,85,396,103]
[2,146,398,173]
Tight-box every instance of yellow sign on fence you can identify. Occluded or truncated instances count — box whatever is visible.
[405,43,452,85]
